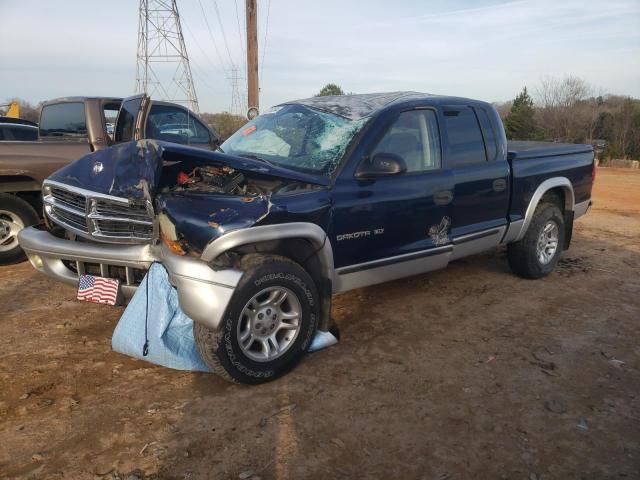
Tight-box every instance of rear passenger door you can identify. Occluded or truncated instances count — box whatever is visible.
[442,106,510,258]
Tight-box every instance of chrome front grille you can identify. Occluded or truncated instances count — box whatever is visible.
[43,181,155,243]
[51,188,85,211]
[48,187,90,234]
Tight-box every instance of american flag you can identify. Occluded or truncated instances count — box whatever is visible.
[77,275,119,305]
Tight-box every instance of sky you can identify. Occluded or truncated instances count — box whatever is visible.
[1,0,639,114]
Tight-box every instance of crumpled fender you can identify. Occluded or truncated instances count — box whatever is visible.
[156,193,275,253]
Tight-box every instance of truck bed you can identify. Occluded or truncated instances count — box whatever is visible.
[508,141,593,161]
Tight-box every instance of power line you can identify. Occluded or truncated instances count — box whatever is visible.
[234,0,247,76]
[211,0,236,69]
[197,0,231,75]
[260,0,271,79]
[181,16,224,75]
[190,59,222,93]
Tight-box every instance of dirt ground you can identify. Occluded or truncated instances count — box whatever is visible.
[1,168,639,480]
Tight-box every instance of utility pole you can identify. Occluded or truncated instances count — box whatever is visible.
[135,0,199,112]
[246,0,259,117]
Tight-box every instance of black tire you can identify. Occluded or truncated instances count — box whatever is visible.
[0,194,39,265]
[194,255,319,384]
[507,201,565,279]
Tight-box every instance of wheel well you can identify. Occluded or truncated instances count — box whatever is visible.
[230,237,324,287]
[0,191,42,218]
[540,187,575,249]
[540,188,565,211]
[226,237,333,331]
[540,185,574,213]
[0,176,42,218]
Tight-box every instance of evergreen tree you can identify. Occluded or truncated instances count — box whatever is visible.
[504,87,540,140]
[316,83,345,97]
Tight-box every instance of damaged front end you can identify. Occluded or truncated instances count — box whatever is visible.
[45,139,329,258]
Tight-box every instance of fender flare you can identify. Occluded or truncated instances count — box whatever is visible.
[200,222,335,282]
[510,177,575,242]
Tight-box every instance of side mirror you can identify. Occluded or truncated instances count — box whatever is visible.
[356,152,407,178]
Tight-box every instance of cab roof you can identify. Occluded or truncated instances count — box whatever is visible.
[41,96,123,106]
[283,91,486,120]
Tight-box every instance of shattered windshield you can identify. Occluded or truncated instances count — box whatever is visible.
[220,104,365,175]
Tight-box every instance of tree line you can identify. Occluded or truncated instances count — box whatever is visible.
[499,76,640,160]
[4,79,639,158]
[0,84,345,141]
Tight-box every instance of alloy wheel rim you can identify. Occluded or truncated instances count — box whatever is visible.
[0,210,24,252]
[536,221,559,265]
[237,286,302,362]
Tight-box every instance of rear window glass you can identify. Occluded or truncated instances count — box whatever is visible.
[444,107,487,167]
[477,108,498,161]
[39,102,87,138]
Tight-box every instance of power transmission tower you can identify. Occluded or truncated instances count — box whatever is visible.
[136,0,200,113]
[229,66,244,116]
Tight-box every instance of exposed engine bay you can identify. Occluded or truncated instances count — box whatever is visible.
[162,164,313,197]
[171,166,247,194]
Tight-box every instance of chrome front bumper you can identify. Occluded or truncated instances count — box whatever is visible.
[17,226,243,331]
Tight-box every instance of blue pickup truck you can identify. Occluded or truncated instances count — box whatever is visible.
[18,92,594,383]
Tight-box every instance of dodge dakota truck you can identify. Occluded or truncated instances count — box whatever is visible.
[18,92,594,384]
[0,95,219,264]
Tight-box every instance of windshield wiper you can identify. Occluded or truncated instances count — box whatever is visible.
[238,153,277,168]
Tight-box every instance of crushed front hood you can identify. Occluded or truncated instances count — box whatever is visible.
[49,140,328,201]
[48,140,329,256]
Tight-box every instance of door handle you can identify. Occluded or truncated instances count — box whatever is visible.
[434,190,453,205]
[492,178,507,192]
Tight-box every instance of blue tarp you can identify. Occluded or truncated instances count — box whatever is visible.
[112,263,211,371]
[112,263,338,372]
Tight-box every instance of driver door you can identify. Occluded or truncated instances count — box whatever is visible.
[331,108,454,288]
[114,94,219,148]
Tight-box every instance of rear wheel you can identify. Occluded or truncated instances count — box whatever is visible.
[0,194,39,265]
[507,201,565,279]
[194,255,319,384]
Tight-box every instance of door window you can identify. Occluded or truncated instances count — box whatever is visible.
[103,102,120,140]
[146,105,211,145]
[476,108,498,161]
[39,102,87,138]
[370,110,441,172]
[114,96,142,143]
[443,107,487,167]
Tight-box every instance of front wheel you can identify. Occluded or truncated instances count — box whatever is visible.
[194,255,319,384]
[0,194,40,265]
[507,202,565,279]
